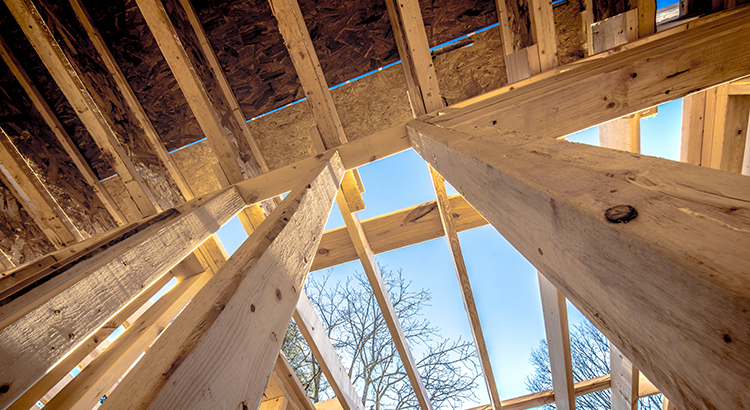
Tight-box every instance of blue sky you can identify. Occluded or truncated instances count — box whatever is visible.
[215,98,683,406]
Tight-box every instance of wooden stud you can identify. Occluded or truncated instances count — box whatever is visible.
[610,343,639,410]
[537,273,575,410]
[44,271,212,410]
[504,45,542,84]
[408,119,750,410]
[336,187,433,410]
[294,290,365,410]
[0,35,127,225]
[97,152,344,410]
[274,353,319,410]
[528,0,558,71]
[428,166,501,410]
[177,0,270,174]
[727,79,750,95]
[0,187,245,407]
[313,194,487,271]
[269,0,347,148]
[707,90,750,172]
[0,128,82,248]
[135,0,258,184]
[339,170,366,213]
[494,0,534,55]
[680,91,707,164]
[385,0,443,115]
[6,272,174,410]
[638,0,658,37]
[4,0,158,220]
[662,397,678,410]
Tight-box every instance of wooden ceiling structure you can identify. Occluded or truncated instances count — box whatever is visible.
[0,0,748,408]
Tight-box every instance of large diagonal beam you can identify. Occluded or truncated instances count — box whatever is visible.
[407,119,750,410]
[4,0,158,219]
[98,151,344,410]
[0,187,245,408]
[429,7,750,133]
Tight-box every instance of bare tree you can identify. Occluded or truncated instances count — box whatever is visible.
[283,266,481,410]
[525,320,662,410]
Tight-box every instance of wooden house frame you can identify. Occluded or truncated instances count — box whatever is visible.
[0,0,747,408]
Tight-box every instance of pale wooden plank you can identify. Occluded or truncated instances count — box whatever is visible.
[727,81,750,95]
[68,0,194,201]
[638,0,658,37]
[339,170,365,213]
[44,270,212,410]
[0,128,82,248]
[293,291,365,410]
[662,397,678,410]
[0,187,245,408]
[591,10,639,54]
[408,119,750,410]
[4,0,157,219]
[429,8,750,133]
[97,152,344,410]
[0,35,126,225]
[528,0,558,71]
[504,45,541,84]
[5,272,173,410]
[385,0,443,115]
[336,188,433,410]
[610,343,639,410]
[135,0,257,184]
[537,273,575,410]
[269,0,347,148]
[177,0,270,174]
[274,353,318,410]
[428,166,501,410]
[680,91,707,165]
[312,194,487,271]
[708,92,750,172]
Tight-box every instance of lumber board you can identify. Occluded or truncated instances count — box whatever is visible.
[293,291,364,410]
[0,179,55,267]
[312,194,487,271]
[428,166,500,409]
[537,273,575,410]
[529,0,558,71]
[433,6,750,130]
[5,272,173,410]
[610,343,639,410]
[336,188,433,410]
[4,0,159,219]
[708,92,750,172]
[270,0,347,149]
[273,353,318,410]
[680,92,707,164]
[0,35,124,228]
[98,152,344,410]
[408,119,750,410]
[0,187,245,408]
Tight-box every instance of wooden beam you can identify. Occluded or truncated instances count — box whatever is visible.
[495,0,534,55]
[428,166,501,409]
[4,0,158,220]
[662,397,678,410]
[428,7,750,135]
[0,186,245,408]
[0,35,126,225]
[528,0,558,71]
[638,0,657,37]
[339,170,365,213]
[294,291,365,410]
[0,128,82,248]
[176,0,270,174]
[312,194,487,271]
[610,343,639,410]
[680,91,707,164]
[44,270,212,410]
[269,0,347,148]
[537,273,575,410]
[5,272,173,410]
[706,88,750,172]
[67,0,195,201]
[727,79,750,95]
[336,188,433,410]
[407,119,750,410]
[97,152,344,410]
[385,0,443,115]
[135,0,259,184]
[274,353,319,410]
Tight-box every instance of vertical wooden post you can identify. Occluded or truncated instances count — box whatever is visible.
[538,273,575,410]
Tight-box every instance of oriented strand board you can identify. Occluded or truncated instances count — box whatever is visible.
[0,180,55,266]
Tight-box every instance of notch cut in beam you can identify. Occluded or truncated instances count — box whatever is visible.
[408,119,750,410]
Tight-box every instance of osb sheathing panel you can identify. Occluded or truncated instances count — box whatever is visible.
[0,2,113,179]
[419,0,498,47]
[170,140,223,197]
[84,0,205,153]
[248,63,412,171]
[555,0,585,65]
[0,180,55,266]
[0,63,117,236]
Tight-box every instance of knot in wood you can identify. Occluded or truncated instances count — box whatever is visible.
[605,205,638,223]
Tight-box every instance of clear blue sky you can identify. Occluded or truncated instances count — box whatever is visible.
[216,99,683,406]
[215,1,684,406]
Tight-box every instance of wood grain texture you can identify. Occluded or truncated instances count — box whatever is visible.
[336,187,433,410]
[0,187,244,408]
[538,273,575,410]
[98,152,343,410]
[408,120,750,410]
[610,343,639,410]
[428,166,500,409]
[0,179,55,267]
[312,194,487,271]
